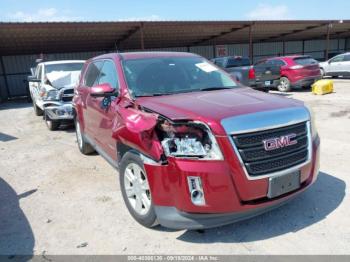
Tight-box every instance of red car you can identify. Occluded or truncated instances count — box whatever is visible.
[264,55,322,92]
[73,52,320,229]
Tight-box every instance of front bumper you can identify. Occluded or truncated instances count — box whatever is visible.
[154,196,293,230]
[144,135,320,230]
[43,101,74,120]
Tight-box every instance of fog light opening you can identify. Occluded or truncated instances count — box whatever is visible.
[187,176,205,206]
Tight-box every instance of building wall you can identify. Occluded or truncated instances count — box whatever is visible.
[0,38,348,101]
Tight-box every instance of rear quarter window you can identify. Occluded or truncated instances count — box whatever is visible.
[293,57,318,66]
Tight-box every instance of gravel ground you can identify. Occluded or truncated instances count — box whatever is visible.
[0,80,349,255]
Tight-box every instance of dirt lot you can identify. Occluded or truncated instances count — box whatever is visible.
[0,80,349,256]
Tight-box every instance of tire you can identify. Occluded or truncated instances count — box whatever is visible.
[320,68,325,78]
[44,111,60,131]
[119,152,158,228]
[32,99,43,116]
[277,77,292,92]
[75,118,95,155]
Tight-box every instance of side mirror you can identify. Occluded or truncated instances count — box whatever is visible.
[90,83,118,97]
[27,75,41,82]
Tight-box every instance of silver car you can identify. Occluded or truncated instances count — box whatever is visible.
[319,52,350,78]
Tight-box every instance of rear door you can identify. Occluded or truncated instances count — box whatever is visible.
[254,59,281,85]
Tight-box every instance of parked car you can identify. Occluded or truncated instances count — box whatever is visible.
[28,60,85,130]
[211,56,280,92]
[265,55,321,92]
[73,52,320,230]
[319,52,350,78]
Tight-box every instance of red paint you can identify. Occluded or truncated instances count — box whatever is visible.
[73,52,320,216]
[267,55,321,85]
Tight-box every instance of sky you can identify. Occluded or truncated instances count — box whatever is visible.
[0,0,349,22]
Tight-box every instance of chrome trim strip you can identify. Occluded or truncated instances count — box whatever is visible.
[228,121,312,180]
[221,107,310,135]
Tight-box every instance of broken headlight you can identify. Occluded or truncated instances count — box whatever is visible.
[159,121,223,160]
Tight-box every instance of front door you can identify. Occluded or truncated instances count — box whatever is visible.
[328,54,345,75]
[30,65,43,106]
[86,60,120,160]
[81,61,104,137]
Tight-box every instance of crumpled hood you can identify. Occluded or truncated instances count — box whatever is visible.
[136,87,303,134]
[46,71,80,89]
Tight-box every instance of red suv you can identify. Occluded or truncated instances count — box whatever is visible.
[73,52,320,229]
[266,56,321,92]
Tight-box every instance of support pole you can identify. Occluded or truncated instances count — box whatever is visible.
[302,40,305,55]
[249,23,253,62]
[282,41,286,56]
[140,22,145,50]
[0,56,10,101]
[325,23,332,60]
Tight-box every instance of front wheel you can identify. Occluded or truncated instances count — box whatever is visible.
[120,152,158,228]
[277,77,291,92]
[44,111,60,131]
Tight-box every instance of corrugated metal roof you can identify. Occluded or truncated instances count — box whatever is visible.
[0,20,349,55]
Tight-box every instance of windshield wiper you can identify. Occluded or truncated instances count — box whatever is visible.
[199,86,235,91]
[136,92,175,97]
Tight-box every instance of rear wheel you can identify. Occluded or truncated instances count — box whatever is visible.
[75,118,95,155]
[277,77,291,92]
[120,152,158,228]
[44,111,60,131]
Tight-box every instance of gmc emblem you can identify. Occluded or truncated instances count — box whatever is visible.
[263,133,297,151]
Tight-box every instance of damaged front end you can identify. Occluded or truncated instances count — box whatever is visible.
[113,102,223,163]
[42,86,75,120]
[157,119,223,160]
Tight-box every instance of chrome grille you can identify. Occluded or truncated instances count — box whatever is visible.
[60,88,74,102]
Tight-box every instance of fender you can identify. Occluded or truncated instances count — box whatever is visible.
[111,100,164,161]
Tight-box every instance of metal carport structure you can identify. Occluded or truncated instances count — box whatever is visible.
[1,20,350,101]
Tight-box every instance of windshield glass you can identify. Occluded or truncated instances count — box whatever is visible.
[45,63,84,74]
[122,57,238,97]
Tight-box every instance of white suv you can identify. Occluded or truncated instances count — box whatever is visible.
[319,52,350,78]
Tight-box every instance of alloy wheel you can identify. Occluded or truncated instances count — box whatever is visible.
[123,163,151,216]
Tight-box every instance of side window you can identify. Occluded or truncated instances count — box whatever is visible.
[330,55,344,63]
[84,61,103,87]
[98,60,119,89]
[214,58,225,67]
[344,54,350,62]
[272,59,286,66]
[266,60,275,66]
